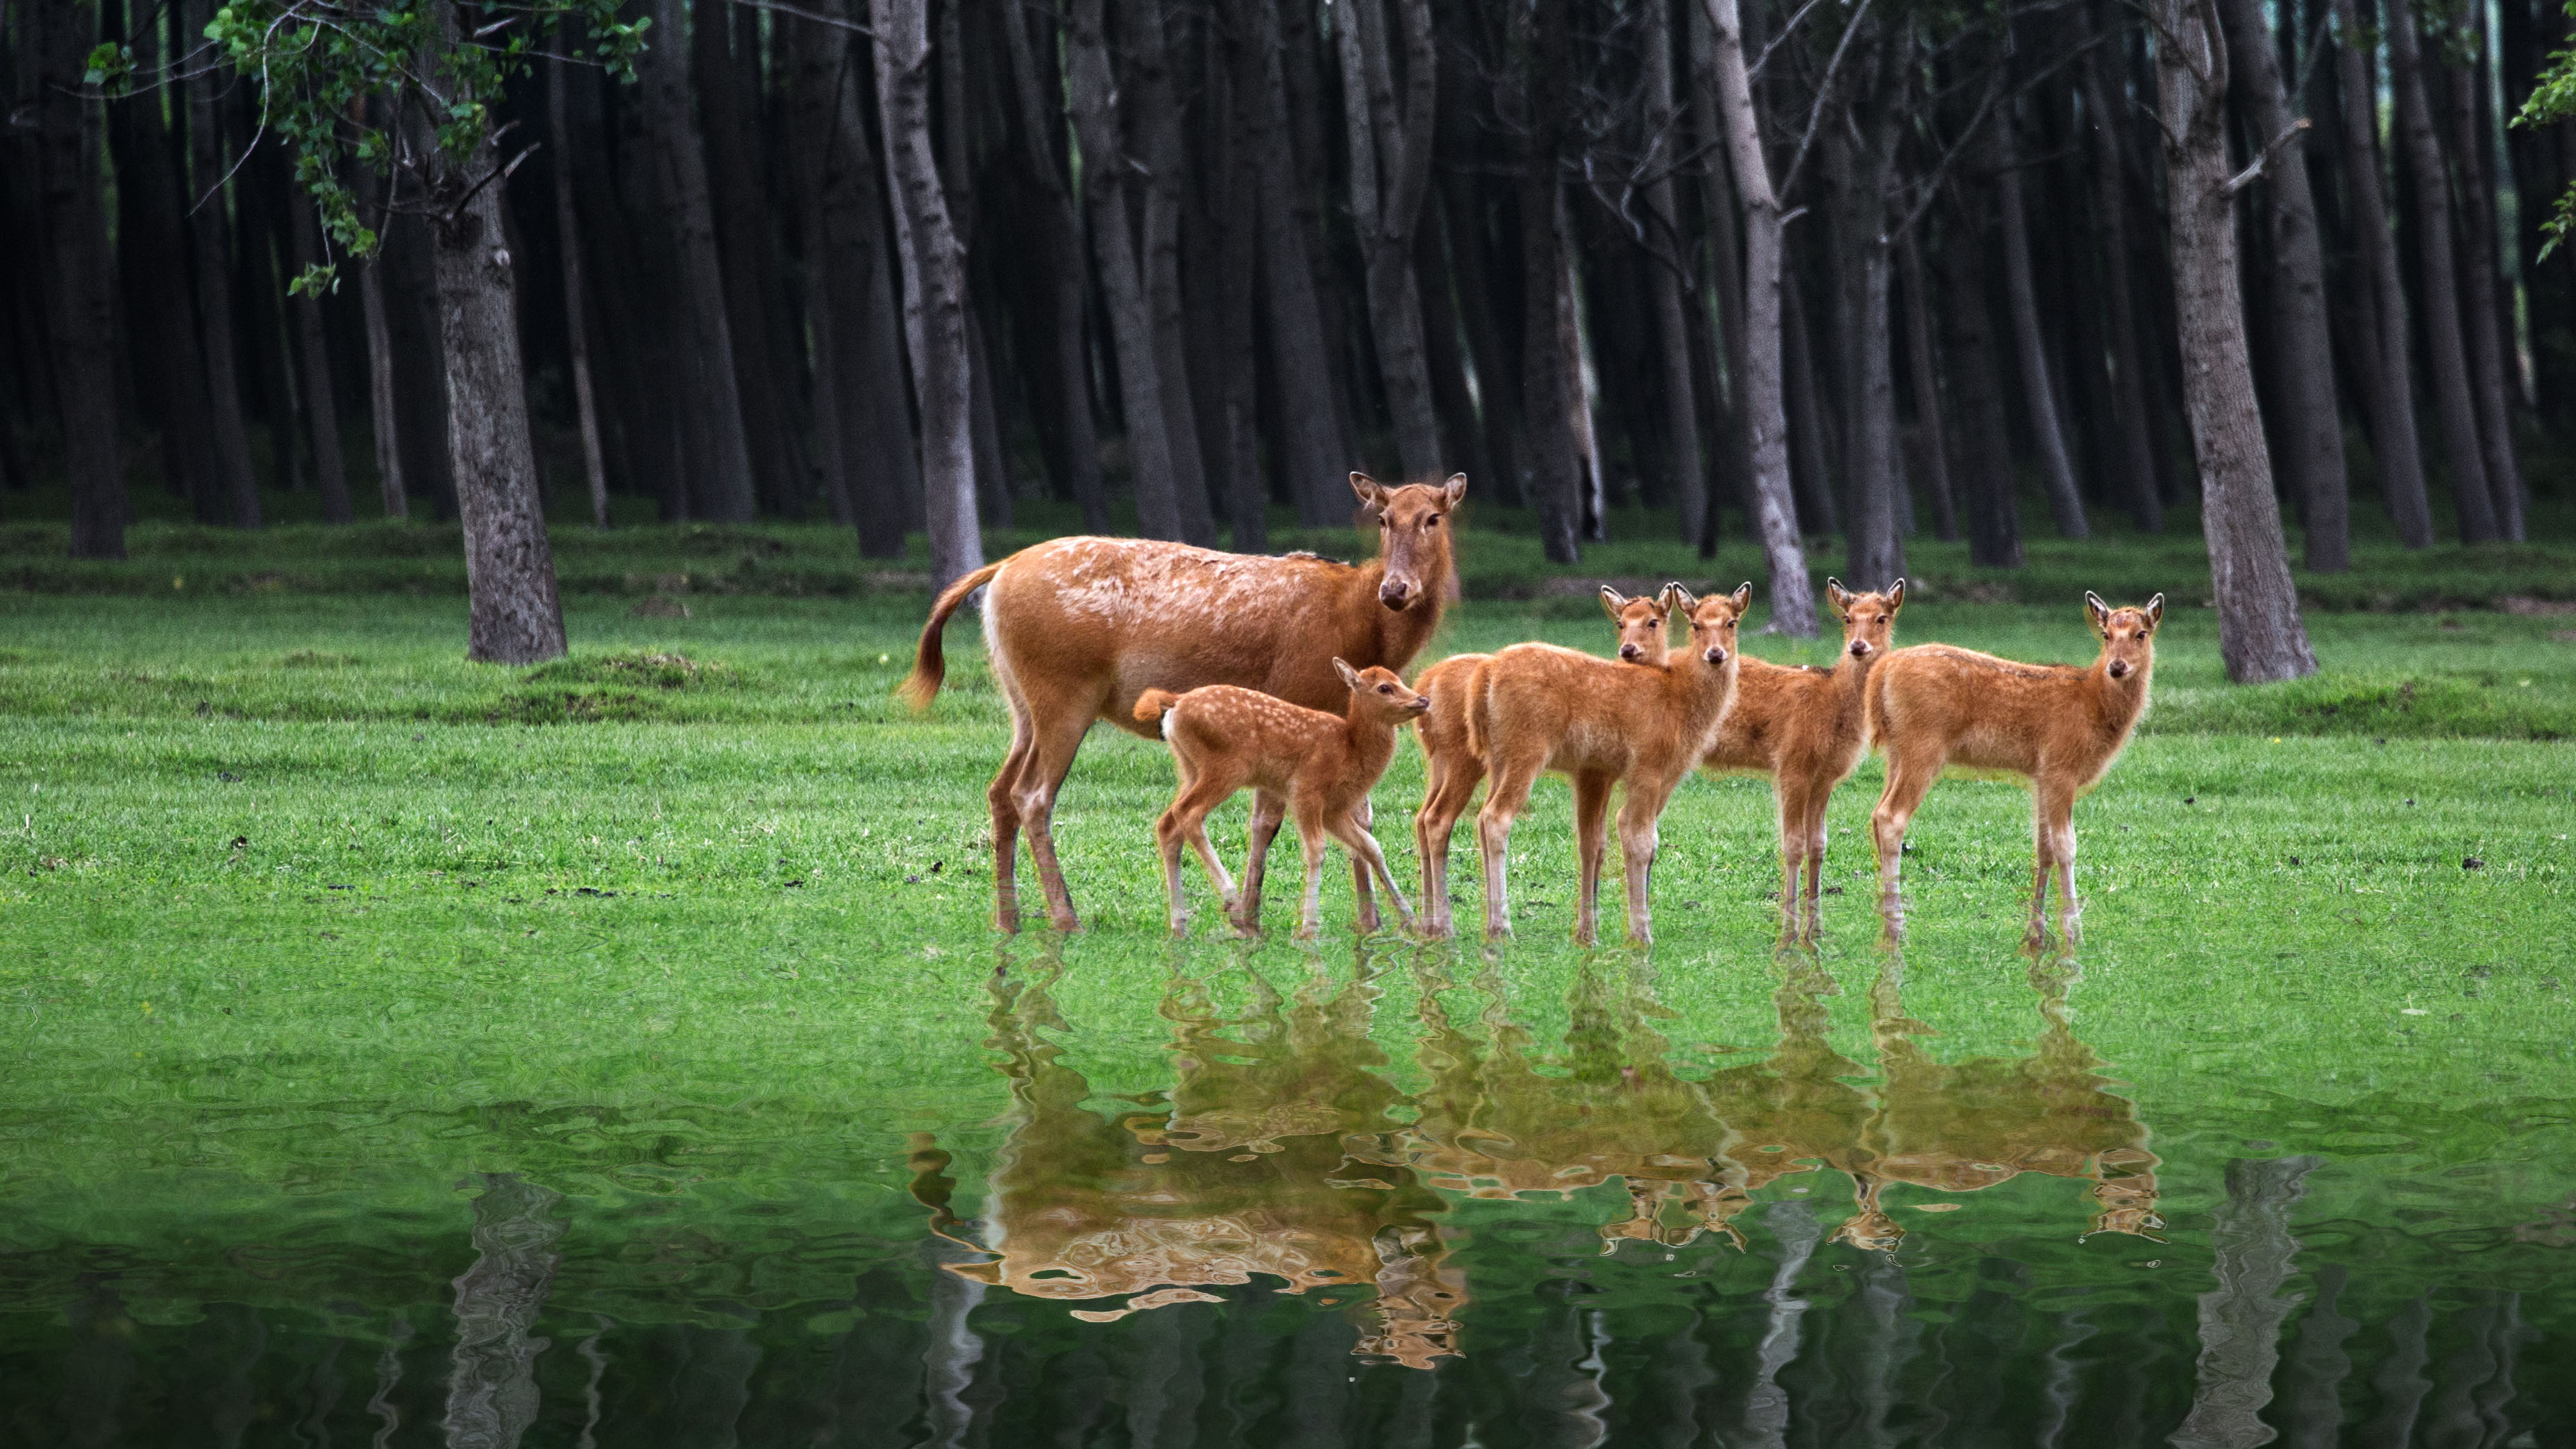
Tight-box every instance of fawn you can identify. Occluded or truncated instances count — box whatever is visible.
[1136,659,1430,939]
[1701,579,1905,940]
[1411,587,1674,938]
[1470,585,1749,944]
[1867,592,2164,942]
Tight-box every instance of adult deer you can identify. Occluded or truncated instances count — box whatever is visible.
[1470,585,1749,945]
[1411,586,1672,938]
[1136,660,1427,939]
[1867,592,2163,942]
[902,473,1466,932]
[1701,579,1905,941]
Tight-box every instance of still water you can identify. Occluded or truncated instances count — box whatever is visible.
[5,943,2569,1446]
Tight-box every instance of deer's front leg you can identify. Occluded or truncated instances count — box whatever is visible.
[1349,795,1380,934]
[1235,788,1287,931]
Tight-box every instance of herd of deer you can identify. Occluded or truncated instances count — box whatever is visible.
[902,475,2165,945]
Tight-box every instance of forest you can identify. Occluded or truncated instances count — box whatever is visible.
[6,0,2574,674]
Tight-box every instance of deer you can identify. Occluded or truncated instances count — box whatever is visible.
[900,473,1465,933]
[1699,579,1905,941]
[1469,584,1749,945]
[1134,661,1429,939]
[1409,586,1675,938]
[1866,592,2164,942]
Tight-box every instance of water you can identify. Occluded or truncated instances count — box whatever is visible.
[5,941,2570,1446]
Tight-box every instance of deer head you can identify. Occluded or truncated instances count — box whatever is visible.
[1826,577,1906,662]
[1355,472,1467,613]
[1599,586,1671,664]
[1335,657,1433,719]
[1666,584,1751,666]
[2086,591,2164,682]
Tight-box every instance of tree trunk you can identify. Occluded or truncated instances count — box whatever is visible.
[1940,188,2024,568]
[876,0,986,588]
[1337,0,1445,483]
[442,1176,565,1449]
[2169,1158,2320,1449]
[548,58,610,529]
[106,0,219,523]
[1895,227,1959,543]
[1517,2,1583,564]
[640,0,757,523]
[2079,17,2168,534]
[350,155,407,518]
[185,0,262,529]
[1415,199,1487,492]
[1562,226,1607,537]
[1781,274,1840,536]
[2155,0,2318,683]
[1992,121,2089,539]
[31,0,127,558]
[1129,0,1219,544]
[1689,0,1750,557]
[2216,0,2349,571]
[1701,0,1816,635]
[1643,5,1709,545]
[2384,0,2497,542]
[2446,43,2526,541]
[696,0,805,517]
[997,0,1109,533]
[285,186,354,525]
[1832,28,1905,592]
[1212,19,1270,552]
[1247,0,1360,525]
[2325,0,2434,546]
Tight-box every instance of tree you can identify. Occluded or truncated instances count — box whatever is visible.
[1699,0,1817,636]
[32,0,128,559]
[876,0,987,588]
[2326,0,2436,548]
[200,0,641,662]
[1336,0,1444,483]
[2152,0,2319,682]
[547,56,610,529]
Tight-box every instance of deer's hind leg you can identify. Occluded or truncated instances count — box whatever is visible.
[1235,789,1288,933]
[986,695,1037,933]
[1572,771,1615,946]
[1415,749,1484,939]
[1009,678,1106,933]
[1349,795,1381,934]
[1616,777,1677,947]
[2030,777,2081,946]
[1870,745,1944,935]
[1771,777,1810,942]
[1328,808,1415,935]
[1476,756,1542,942]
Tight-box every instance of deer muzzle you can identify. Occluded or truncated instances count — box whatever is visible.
[1619,643,1642,661]
[1848,641,1873,659]
[1379,579,1415,610]
[2107,659,2132,679]
[1704,647,1728,665]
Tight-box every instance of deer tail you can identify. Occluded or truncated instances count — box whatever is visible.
[1134,689,1184,726]
[897,561,1007,713]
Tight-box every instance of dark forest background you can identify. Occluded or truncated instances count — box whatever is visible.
[4,0,2570,567]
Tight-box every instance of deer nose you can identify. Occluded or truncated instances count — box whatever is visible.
[1705,647,1728,664]
[1408,696,1431,713]
[1848,641,1872,658]
[2108,659,2131,679]
[1619,643,1642,660]
[1379,581,1413,609]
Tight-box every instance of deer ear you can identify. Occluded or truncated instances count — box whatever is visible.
[2085,591,2112,636]
[2144,593,2165,630]
[1351,473,1387,514]
[1333,657,1365,690]
[1599,586,1628,622]
[1733,582,1754,614]
[1824,577,1851,616]
[1659,583,1695,616]
[1440,473,1468,507]
[1887,577,1906,612]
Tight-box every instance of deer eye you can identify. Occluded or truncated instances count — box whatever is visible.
[1378,684,1392,693]
[1424,515,1440,527]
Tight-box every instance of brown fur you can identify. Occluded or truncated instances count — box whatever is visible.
[1867,592,2164,941]
[1701,579,1905,940]
[1472,586,1751,945]
[1140,661,1429,939]
[898,473,1467,932]
[1408,587,1674,938]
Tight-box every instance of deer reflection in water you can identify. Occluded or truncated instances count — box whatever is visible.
[938,944,2160,1367]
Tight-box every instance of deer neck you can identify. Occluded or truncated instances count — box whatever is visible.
[1341,702,1402,783]
[1671,650,1735,727]
[1829,646,1880,726]
[1357,548,1451,670]
[2087,654,2154,731]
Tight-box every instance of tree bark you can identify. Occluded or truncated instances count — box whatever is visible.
[547,58,610,529]
[696,0,805,517]
[1643,5,1710,545]
[1831,26,1905,591]
[2446,42,2526,541]
[1249,0,1361,525]
[1992,120,2089,539]
[1781,273,1840,537]
[31,0,128,558]
[2384,0,2496,541]
[1337,0,1444,482]
[1518,1,1583,563]
[2169,1158,2319,1449]
[185,0,262,529]
[2155,0,2318,683]
[1702,0,1816,635]
[876,0,986,588]
[1129,0,1219,544]
[441,1176,565,1449]
[1940,185,2024,568]
[351,155,407,518]
[106,0,219,523]
[2078,17,2168,534]
[997,0,1109,532]
[1211,17,1270,551]
[1689,0,1750,557]
[2325,0,2434,546]
[639,0,757,523]
[2216,0,2349,570]
[285,185,355,525]
[1895,227,1959,543]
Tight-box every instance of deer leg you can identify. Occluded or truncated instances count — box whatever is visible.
[1349,795,1381,934]
[1011,695,1101,933]
[1476,763,1537,942]
[1617,786,1667,947]
[1803,786,1832,942]
[1235,788,1288,933]
[1295,810,1329,941]
[1415,753,1483,940]
[1572,771,1613,947]
[2031,781,2079,945]
[1155,807,1191,935]
[1330,810,1416,933]
[985,705,1036,933]
[1772,779,1807,941]
[1871,750,1940,937]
